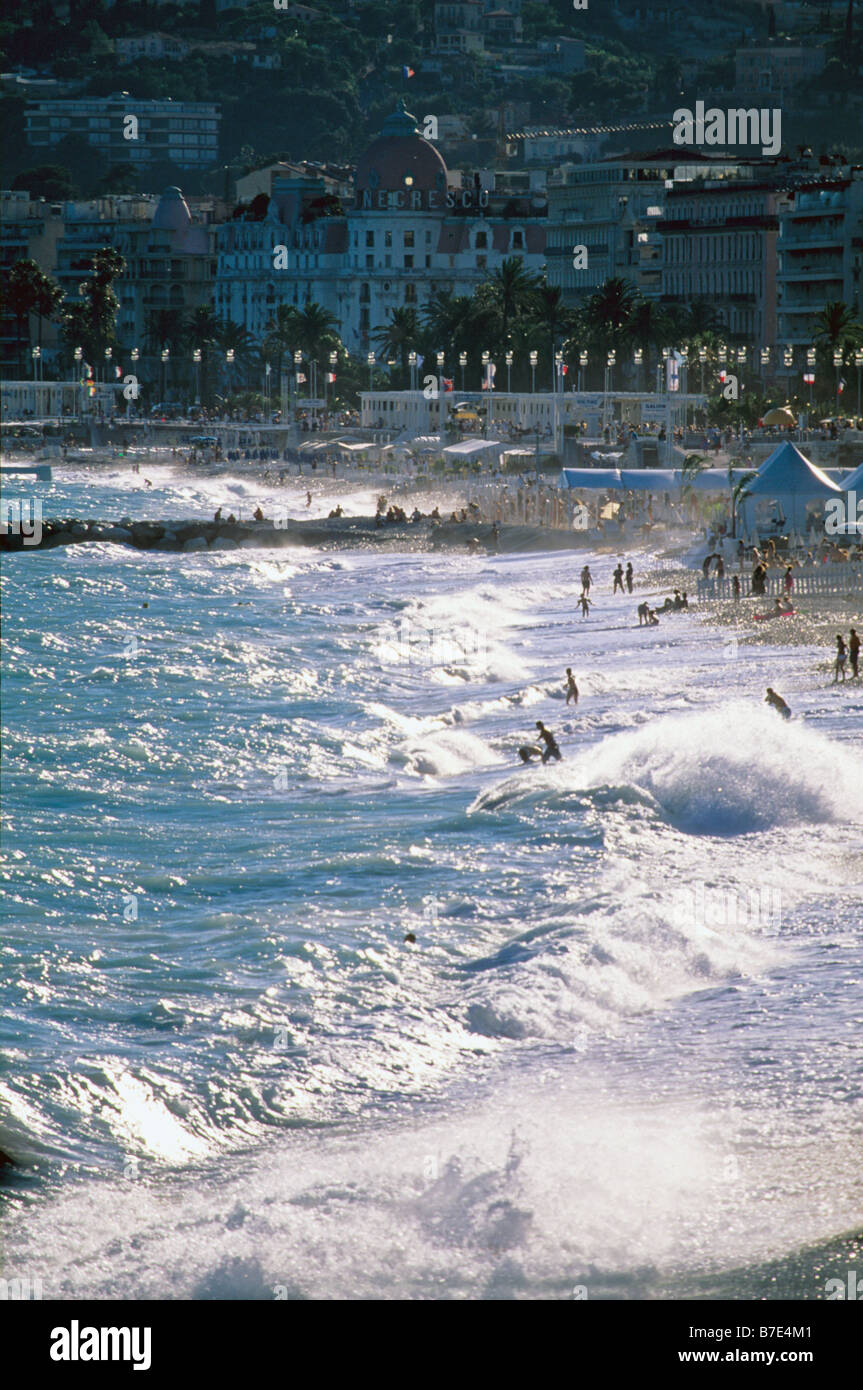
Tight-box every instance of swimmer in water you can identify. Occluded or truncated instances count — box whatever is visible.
[518,744,542,763]
[535,720,562,763]
[565,667,579,705]
[765,687,791,720]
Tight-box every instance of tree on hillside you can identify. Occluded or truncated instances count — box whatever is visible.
[11,165,76,201]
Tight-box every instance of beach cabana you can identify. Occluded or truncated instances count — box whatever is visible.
[840,461,863,491]
[737,441,843,534]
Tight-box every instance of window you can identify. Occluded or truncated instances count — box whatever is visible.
[405,283,416,302]
[475,231,487,248]
[360,282,370,302]
[384,231,392,247]
[425,255,431,268]
[404,255,413,268]
[366,254,374,269]
[404,231,414,247]
[512,230,524,249]
[366,230,374,247]
[477,255,487,269]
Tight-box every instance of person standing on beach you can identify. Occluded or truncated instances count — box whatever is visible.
[732,574,741,601]
[579,593,592,618]
[613,562,625,594]
[850,628,860,679]
[581,565,592,596]
[784,565,794,597]
[834,634,848,683]
[625,561,633,594]
[565,668,579,705]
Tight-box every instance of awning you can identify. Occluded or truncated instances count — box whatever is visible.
[745,442,843,497]
[442,438,500,457]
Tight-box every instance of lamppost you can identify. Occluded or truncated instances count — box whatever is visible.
[265,360,272,415]
[459,350,467,393]
[833,348,843,412]
[161,347,170,402]
[661,346,670,394]
[605,350,616,436]
[130,347,139,417]
[328,349,337,417]
[436,349,445,384]
[554,349,563,393]
[578,349,587,393]
[529,348,537,394]
[73,345,83,418]
[32,345,41,381]
[760,347,770,391]
[366,350,375,393]
[633,347,643,393]
[193,347,201,404]
[698,345,707,394]
[784,345,794,405]
[855,348,863,417]
[293,349,303,419]
[505,349,513,394]
[104,345,113,388]
[408,349,418,394]
[225,347,234,408]
[805,347,816,410]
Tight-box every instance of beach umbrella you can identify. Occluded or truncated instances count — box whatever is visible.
[762,406,797,427]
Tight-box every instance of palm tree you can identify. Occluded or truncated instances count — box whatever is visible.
[422,290,476,360]
[583,277,641,354]
[813,300,863,362]
[2,259,63,374]
[486,256,540,348]
[374,306,419,382]
[186,305,221,402]
[291,302,340,360]
[527,283,573,387]
[262,303,301,386]
[61,246,126,366]
[145,308,186,356]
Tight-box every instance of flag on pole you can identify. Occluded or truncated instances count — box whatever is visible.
[482,361,496,390]
[402,65,415,78]
[442,377,454,392]
[114,364,123,379]
[296,372,307,383]
[326,372,336,383]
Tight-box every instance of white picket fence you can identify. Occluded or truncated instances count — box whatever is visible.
[697,567,863,600]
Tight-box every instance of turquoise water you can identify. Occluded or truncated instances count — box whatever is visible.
[2,464,863,1299]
